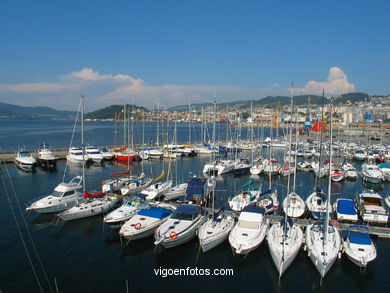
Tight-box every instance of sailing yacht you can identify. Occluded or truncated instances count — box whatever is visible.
[305,97,341,278]
[267,217,303,277]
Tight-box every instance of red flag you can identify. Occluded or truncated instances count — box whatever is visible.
[312,121,327,132]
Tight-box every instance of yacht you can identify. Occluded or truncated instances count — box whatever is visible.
[103,194,150,228]
[343,225,376,267]
[282,191,306,218]
[306,188,332,220]
[37,144,57,168]
[228,204,268,255]
[26,176,83,213]
[154,204,204,248]
[361,163,383,184]
[334,198,358,222]
[141,180,173,201]
[85,146,104,163]
[14,150,36,170]
[355,191,389,224]
[99,147,114,160]
[119,206,174,241]
[66,147,89,164]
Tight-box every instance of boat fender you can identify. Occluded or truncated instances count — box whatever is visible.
[169,231,177,240]
[134,223,142,230]
[330,219,339,228]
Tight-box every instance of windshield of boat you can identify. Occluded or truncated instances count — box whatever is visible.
[51,190,63,197]
[124,199,143,208]
[87,151,100,154]
[171,212,194,221]
[238,220,259,229]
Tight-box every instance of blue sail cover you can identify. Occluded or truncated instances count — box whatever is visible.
[132,193,147,200]
[179,178,206,202]
[175,204,201,215]
[349,226,371,245]
[337,199,357,215]
[242,205,265,214]
[138,207,172,219]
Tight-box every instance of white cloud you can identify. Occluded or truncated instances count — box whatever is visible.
[295,66,356,95]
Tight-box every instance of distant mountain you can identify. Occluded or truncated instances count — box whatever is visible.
[84,104,149,120]
[168,92,372,111]
[0,102,76,120]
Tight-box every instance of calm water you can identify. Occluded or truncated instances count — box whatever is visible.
[0,121,390,293]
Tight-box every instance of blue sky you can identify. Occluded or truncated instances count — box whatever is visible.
[0,0,389,111]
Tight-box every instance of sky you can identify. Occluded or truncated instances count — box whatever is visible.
[0,0,389,111]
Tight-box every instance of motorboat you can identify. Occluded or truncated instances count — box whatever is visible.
[297,161,313,172]
[154,204,204,248]
[99,147,114,160]
[334,198,358,222]
[343,225,376,267]
[66,147,89,164]
[282,191,306,218]
[361,163,383,184]
[353,149,367,161]
[228,204,268,255]
[140,148,163,159]
[306,188,333,220]
[203,159,235,175]
[14,150,36,170]
[355,191,389,224]
[267,217,303,277]
[26,176,83,213]
[85,146,104,163]
[141,180,173,201]
[58,192,119,221]
[305,221,341,278]
[164,183,188,200]
[198,208,235,253]
[119,206,174,241]
[37,144,57,168]
[103,194,150,228]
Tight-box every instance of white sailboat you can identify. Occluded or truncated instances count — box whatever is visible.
[305,97,341,278]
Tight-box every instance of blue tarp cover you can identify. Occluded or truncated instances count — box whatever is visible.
[138,207,172,219]
[349,228,371,245]
[380,163,390,168]
[337,199,357,215]
[180,178,206,201]
[132,193,147,200]
[175,204,201,215]
[242,204,265,214]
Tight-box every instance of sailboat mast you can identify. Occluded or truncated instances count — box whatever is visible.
[287,84,294,196]
[324,96,333,244]
[81,94,86,195]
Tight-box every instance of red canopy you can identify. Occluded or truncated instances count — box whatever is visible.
[312,121,327,132]
[84,191,106,199]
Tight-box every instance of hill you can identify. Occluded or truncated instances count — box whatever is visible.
[84,104,149,120]
[0,102,76,120]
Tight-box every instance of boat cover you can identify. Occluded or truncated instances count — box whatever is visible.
[175,204,201,215]
[349,226,371,245]
[242,204,265,214]
[337,199,357,215]
[179,178,206,202]
[138,207,172,219]
[380,163,390,169]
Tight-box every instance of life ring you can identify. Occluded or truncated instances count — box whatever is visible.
[330,219,339,228]
[169,231,177,240]
[134,223,142,230]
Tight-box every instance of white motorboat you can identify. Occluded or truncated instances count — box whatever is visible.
[85,146,104,163]
[99,147,114,160]
[37,144,57,168]
[119,206,174,241]
[66,147,89,164]
[154,204,204,248]
[142,180,173,201]
[14,150,36,170]
[334,198,358,222]
[228,204,268,255]
[103,194,150,228]
[203,159,235,175]
[26,176,83,213]
[355,191,389,224]
[282,191,306,218]
[198,208,235,253]
[306,221,341,277]
[164,183,188,200]
[306,188,332,220]
[297,161,313,171]
[140,149,163,159]
[58,192,119,221]
[343,225,376,267]
[361,163,383,184]
[102,173,142,193]
[267,217,303,277]
[353,149,367,161]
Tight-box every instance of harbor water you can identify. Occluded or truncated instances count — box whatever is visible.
[1,120,390,292]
